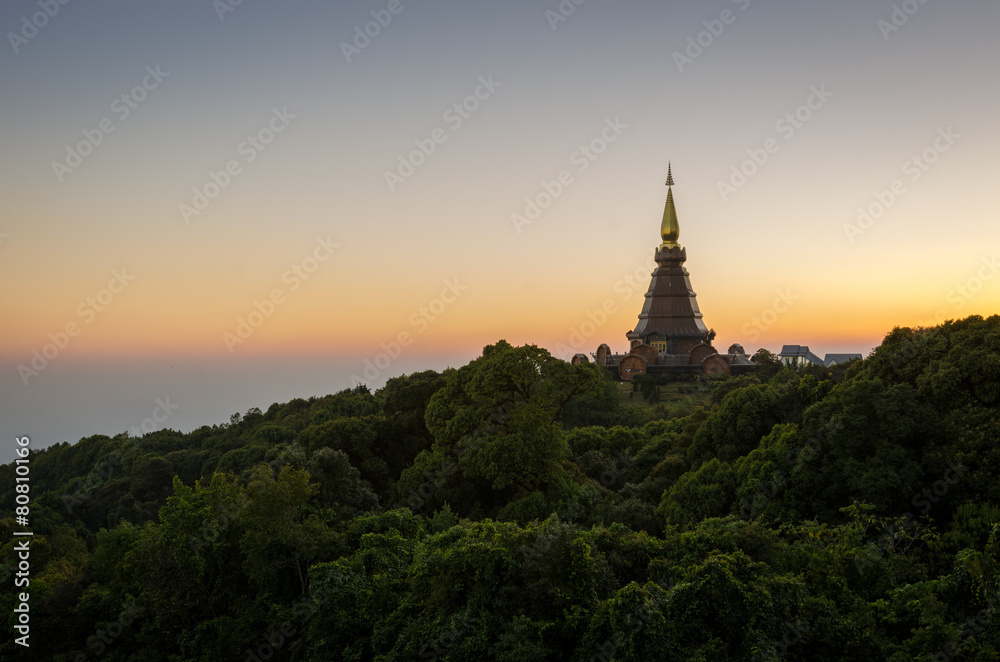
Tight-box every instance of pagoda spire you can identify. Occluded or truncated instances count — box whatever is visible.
[628,161,710,351]
[660,163,680,248]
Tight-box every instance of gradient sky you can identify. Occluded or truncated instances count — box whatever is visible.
[3,0,999,459]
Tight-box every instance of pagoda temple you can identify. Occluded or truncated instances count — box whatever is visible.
[575,166,756,380]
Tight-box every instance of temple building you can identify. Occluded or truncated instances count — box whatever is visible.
[575,166,756,380]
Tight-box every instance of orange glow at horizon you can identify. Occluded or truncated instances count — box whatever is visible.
[6,240,998,364]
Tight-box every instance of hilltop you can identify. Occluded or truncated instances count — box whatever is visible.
[2,316,999,661]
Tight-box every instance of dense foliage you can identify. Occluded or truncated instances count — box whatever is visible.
[2,319,999,661]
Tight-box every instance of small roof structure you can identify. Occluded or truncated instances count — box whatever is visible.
[823,353,862,367]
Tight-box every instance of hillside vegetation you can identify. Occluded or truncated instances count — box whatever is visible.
[2,316,1000,661]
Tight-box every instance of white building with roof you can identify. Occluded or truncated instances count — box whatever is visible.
[779,345,862,368]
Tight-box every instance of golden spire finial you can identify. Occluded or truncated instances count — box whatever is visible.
[660,163,680,248]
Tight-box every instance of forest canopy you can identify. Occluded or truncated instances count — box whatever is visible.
[2,316,999,661]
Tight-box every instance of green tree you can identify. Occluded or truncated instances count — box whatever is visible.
[686,384,782,469]
[238,464,331,598]
[658,459,737,528]
[407,341,606,517]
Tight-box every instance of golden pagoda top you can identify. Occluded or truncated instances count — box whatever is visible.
[660,163,680,248]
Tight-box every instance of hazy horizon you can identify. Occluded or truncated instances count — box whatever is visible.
[4,0,998,462]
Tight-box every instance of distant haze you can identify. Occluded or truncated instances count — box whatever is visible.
[3,0,998,457]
